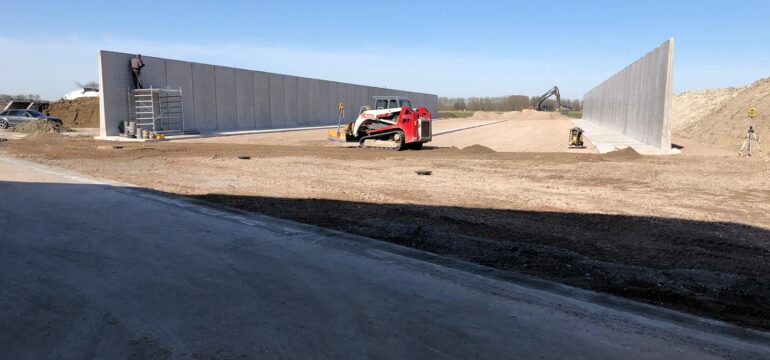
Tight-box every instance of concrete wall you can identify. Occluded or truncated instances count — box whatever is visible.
[98,50,439,137]
[582,39,675,150]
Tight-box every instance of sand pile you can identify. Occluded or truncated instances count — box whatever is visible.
[677,77,770,149]
[459,144,496,154]
[602,146,642,160]
[14,119,65,136]
[469,110,569,121]
[672,87,742,132]
[48,97,100,128]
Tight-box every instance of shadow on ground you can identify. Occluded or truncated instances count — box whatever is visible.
[193,193,770,330]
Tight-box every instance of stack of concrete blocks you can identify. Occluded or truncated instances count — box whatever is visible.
[98,50,439,137]
[582,39,675,152]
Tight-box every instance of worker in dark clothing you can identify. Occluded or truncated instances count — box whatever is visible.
[130,54,145,89]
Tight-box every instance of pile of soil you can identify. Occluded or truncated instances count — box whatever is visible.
[48,97,100,128]
[459,144,496,154]
[602,146,642,160]
[676,77,770,149]
[672,87,741,132]
[14,119,64,135]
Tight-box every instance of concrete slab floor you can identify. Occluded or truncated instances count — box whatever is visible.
[573,119,681,155]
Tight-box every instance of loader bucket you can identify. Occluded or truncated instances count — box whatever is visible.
[327,128,347,142]
[327,124,353,143]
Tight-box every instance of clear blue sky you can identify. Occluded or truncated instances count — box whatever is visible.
[1,0,768,100]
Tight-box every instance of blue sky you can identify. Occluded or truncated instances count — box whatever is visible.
[1,0,768,100]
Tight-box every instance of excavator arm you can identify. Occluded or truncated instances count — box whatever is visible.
[536,86,563,111]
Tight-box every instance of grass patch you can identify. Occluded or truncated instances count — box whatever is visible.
[561,111,582,119]
[438,111,475,119]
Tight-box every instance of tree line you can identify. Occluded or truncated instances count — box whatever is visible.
[439,95,582,112]
[0,94,43,104]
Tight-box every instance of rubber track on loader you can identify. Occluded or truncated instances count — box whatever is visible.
[358,130,403,151]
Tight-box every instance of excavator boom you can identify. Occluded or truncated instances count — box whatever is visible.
[536,86,570,111]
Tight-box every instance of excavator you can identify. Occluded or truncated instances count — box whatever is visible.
[328,96,432,150]
[536,86,571,112]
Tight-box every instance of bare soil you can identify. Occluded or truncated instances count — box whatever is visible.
[675,77,770,150]
[2,118,769,330]
[13,119,65,135]
[673,87,741,132]
[430,111,596,153]
[177,118,504,147]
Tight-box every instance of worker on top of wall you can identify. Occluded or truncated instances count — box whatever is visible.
[130,54,145,89]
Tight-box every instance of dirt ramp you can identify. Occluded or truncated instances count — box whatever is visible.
[679,77,770,149]
[672,88,741,132]
[48,97,100,128]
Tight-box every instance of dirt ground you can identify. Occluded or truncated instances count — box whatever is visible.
[2,114,769,330]
[430,111,596,153]
[182,114,596,153]
[177,118,506,147]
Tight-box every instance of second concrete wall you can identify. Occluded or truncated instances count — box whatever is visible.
[99,50,439,137]
[582,39,675,150]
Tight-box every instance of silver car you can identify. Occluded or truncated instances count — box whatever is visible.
[0,109,63,129]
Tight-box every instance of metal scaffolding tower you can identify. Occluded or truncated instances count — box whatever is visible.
[128,87,185,135]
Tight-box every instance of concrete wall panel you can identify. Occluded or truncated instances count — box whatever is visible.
[357,87,367,116]
[365,87,374,108]
[192,63,217,132]
[318,81,331,125]
[308,79,321,125]
[99,50,438,136]
[140,57,167,89]
[254,72,271,129]
[215,67,237,131]
[269,74,285,128]
[283,76,298,128]
[235,69,256,130]
[582,39,674,150]
[165,60,195,131]
[297,77,311,126]
[328,82,340,125]
[98,51,132,136]
[345,84,356,123]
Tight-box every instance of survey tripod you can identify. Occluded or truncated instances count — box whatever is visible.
[738,107,762,157]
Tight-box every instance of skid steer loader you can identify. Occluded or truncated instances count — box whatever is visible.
[328,96,432,150]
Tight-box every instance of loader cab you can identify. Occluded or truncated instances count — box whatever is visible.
[373,96,412,110]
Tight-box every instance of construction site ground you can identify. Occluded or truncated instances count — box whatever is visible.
[180,112,596,153]
[1,111,769,331]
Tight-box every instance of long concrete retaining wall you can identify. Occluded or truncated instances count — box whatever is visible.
[582,39,675,150]
[98,50,439,137]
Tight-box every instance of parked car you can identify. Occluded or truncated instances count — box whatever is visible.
[0,109,62,129]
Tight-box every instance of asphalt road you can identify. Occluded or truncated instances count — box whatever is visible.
[1,156,768,359]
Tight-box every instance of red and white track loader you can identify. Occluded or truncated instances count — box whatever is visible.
[328,96,432,150]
